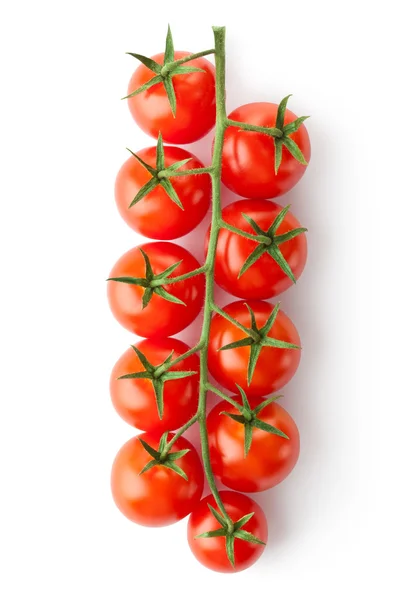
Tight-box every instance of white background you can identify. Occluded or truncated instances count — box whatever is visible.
[0,1,398,597]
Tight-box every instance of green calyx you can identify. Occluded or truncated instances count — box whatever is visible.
[107,248,186,309]
[221,385,288,456]
[119,345,197,420]
[195,504,266,567]
[124,25,210,116]
[138,432,191,480]
[229,94,309,173]
[219,303,301,385]
[127,132,191,209]
[230,204,307,283]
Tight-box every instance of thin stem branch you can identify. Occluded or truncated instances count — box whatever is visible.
[206,384,246,413]
[152,265,207,287]
[206,383,235,404]
[161,413,199,456]
[171,49,215,66]
[153,342,204,378]
[158,167,213,178]
[226,118,283,138]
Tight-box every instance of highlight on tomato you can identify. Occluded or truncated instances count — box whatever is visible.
[125,27,216,144]
[207,198,307,299]
[111,432,204,527]
[222,99,311,198]
[110,338,199,433]
[187,491,267,573]
[107,242,205,338]
[208,389,300,493]
[208,300,301,396]
[115,140,211,240]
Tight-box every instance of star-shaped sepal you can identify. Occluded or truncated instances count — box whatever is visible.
[127,132,192,209]
[220,385,289,456]
[219,303,300,385]
[195,504,266,567]
[231,204,307,283]
[118,345,197,420]
[124,25,206,116]
[230,94,309,173]
[138,433,192,480]
[107,247,186,310]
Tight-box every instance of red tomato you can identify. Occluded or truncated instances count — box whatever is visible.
[107,242,204,338]
[207,198,307,299]
[111,433,203,527]
[208,398,300,493]
[222,102,311,198]
[128,52,216,144]
[115,146,211,240]
[187,491,267,573]
[208,300,301,395]
[110,338,199,433]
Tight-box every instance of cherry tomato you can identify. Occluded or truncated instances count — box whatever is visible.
[187,491,267,573]
[111,433,203,527]
[207,198,307,299]
[208,300,301,396]
[208,398,300,493]
[115,146,211,240]
[110,338,199,433]
[107,242,204,338]
[222,102,311,198]
[128,52,216,144]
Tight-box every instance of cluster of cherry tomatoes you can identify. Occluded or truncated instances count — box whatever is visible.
[107,27,310,573]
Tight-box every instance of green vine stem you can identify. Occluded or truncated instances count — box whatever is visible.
[157,167,213,178]
[195,25,231,522]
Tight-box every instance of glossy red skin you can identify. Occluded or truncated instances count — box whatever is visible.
[187,491,267,573]
[107,242,204,338]
[208,398,300,493]
[110,338,199,433]
[111,433,204,527]
[208,300,301,396]
[128,51,216,144]
[115,146,211,240]
[207,198,307,299]
[222,102,311,198]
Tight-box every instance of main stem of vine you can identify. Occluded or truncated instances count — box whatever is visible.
[196,26,232,523]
